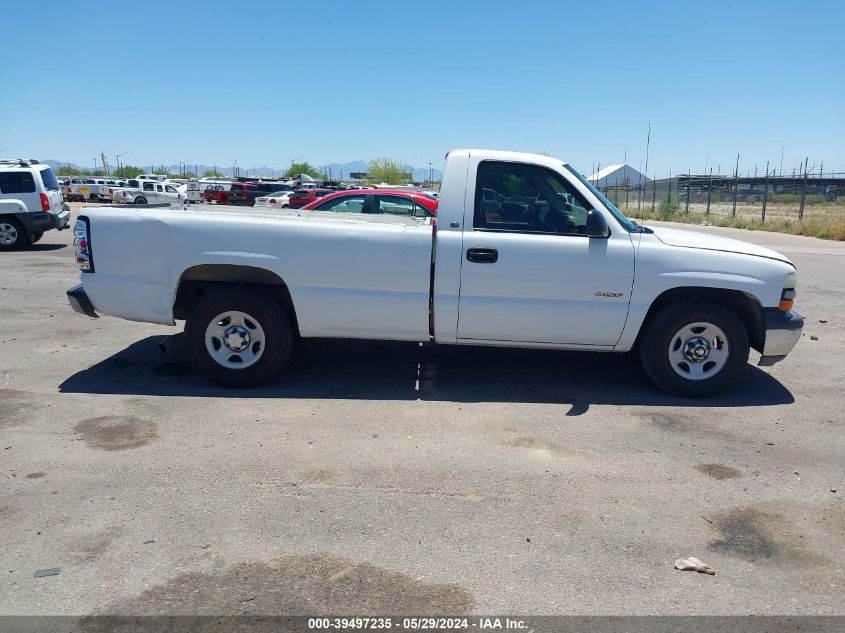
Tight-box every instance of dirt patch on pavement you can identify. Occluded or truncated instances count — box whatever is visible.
[24,471,47,479]
[695,463,742,479]
[639,410,737,441]
[73,416,158,451]
[707,505,832,565]
[508,436,566,455]
[0,388,40,429]
[91,554,474,616]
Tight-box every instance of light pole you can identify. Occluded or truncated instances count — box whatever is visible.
[427,158,444,185]
[112,151,131,175]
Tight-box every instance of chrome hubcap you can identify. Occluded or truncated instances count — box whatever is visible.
[223,326,251,352]
[669,322,729,381]
[0,223,18,245]
[205,310,265,369]
[683,336,711,362]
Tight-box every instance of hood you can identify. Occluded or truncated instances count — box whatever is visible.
[648,226,793,265]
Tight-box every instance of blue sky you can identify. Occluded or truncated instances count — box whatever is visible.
[2,0,843,177]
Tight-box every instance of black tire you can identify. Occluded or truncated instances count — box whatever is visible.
[639,301,750,397]
[135,196,147,205]
[30,231,44,243]
[0,217,28,250]
[186,290,293,387]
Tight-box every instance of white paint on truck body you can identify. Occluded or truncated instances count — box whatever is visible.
[74,149,797,355]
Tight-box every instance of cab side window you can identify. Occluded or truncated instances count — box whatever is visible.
[143,182,155,191]
[473,161,591,235]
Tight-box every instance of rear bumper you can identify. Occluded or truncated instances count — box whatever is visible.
[15,208,70,234]
[758,309,803,366]
[67,285,98,318]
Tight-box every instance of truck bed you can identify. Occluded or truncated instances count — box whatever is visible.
[79,204,435,340]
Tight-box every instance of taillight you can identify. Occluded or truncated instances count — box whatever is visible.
[40,193,50,211]
[270,199,276,204]
[73,217,94,272]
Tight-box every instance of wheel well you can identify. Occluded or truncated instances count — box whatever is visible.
[638,287,764,350]
[173,264,299,334]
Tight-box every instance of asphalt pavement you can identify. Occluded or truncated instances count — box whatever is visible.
[1,210,842,615]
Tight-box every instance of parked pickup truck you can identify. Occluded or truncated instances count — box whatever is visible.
[66,149,803,396]
[112,180,184,204]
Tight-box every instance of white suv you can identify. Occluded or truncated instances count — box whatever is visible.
[0,159,70,249]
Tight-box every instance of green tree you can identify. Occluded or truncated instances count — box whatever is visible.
[56,165,85,176]
[283,162,321,179]
[202,169,225,178]
[113,164,142,179]
[368,158,409,185]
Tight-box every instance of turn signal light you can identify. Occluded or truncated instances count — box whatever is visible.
[779,288,796,312]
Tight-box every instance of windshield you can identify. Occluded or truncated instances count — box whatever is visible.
[564,164,639,233]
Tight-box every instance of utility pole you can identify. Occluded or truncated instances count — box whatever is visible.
[651,174,657,213]
[637,171,643,214]
[761,161,770,222]
[667,170,672,206]
[799,157,809,220]
[706,167,713,216]
[732,153,739,216]
[685,169,691,213]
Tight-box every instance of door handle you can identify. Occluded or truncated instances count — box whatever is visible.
[466,248,498,263]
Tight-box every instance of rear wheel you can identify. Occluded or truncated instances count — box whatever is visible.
[186,291,293,387]
[134,196,147,205]
[30,231,44,243]
[639,302,749,397]
[0,218,27,250]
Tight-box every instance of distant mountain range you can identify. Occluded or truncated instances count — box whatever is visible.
[43,160,443,183]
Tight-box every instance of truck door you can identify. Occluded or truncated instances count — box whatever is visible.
[142,181,156,202]
[456,160,635,347]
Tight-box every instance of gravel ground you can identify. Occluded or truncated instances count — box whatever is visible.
[1,208,842,616]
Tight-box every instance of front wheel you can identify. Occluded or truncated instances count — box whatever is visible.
[186,291,293,387]
[639,302,750,397]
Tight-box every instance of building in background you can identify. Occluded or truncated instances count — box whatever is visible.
[588,164,650,189]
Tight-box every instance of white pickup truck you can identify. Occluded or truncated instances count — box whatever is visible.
[67,149,803,396]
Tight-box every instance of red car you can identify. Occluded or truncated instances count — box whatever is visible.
[287,188,334,209]
[202,182,254,205]
[301,189,437,217]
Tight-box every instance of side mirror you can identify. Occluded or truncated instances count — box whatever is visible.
[585,209,610,238]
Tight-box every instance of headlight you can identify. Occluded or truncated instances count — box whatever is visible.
[779,271,797,312]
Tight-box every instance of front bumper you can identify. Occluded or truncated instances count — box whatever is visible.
[758,309,803,366]
[67,285,98,318]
